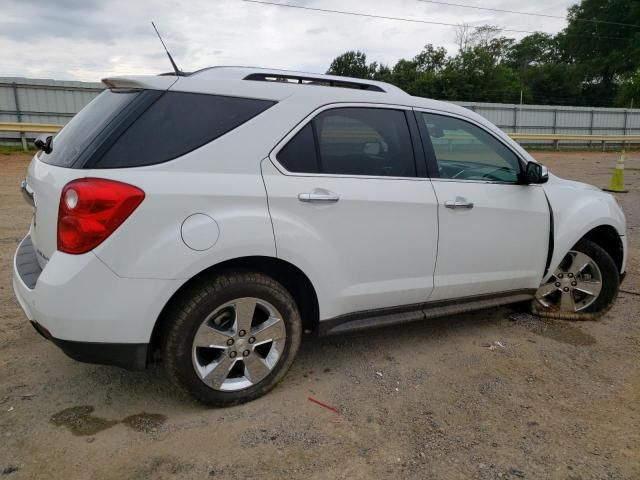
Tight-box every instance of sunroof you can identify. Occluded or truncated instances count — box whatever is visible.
[243,73,385,92]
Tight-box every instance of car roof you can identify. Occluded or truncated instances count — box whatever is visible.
[102,66,500,141]
[104,66,447,108]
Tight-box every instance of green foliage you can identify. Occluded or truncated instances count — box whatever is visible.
[326,0,640,107]
[616,71,640,107]
[327,50,374,79]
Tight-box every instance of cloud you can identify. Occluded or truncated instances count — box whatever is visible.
[0,0,575,81]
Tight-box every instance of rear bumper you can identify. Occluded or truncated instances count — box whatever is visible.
[30,321,147,370]
[13,234,181,369]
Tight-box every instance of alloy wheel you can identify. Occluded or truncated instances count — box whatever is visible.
[536,250,603,312]
[191,297,286,391]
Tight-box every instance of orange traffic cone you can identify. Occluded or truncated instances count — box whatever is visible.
[603,150,628,193]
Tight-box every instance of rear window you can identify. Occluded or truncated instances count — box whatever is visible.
[40,90,275,169]
[94,92,275,168]
[39,90,138,168]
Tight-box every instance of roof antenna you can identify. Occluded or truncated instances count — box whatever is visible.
[151,21,183,76]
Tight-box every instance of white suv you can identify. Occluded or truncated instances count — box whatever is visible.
[13,67,627,405]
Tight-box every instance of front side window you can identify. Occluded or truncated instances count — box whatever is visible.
[421,112,521,183]
[276,107,416,178]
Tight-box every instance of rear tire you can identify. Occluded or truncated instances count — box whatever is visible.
[162,270,302,406]
[532,239,619,320]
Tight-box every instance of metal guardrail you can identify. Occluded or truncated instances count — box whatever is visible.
[509,133,640,151]
[0,122,63,133]
[2,122,640,151]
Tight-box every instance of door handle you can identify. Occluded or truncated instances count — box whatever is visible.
[444,197,474,210]
[298,191,340,203]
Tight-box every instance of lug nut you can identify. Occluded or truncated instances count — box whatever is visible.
[568,273,574,278]
[229,351,237,358]
[563,287,570,292]
[243,350,250,357]
[239,330,246,337]
[557,273,563,279]
[555,282,561,287]
[226,338,234,346]
[248,337,256,344]
[571,281,577,286]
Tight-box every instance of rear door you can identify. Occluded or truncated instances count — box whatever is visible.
[415,110,550,301]
[262,104,439,320]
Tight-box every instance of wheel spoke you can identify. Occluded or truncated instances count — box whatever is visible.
[568,252,591,276]
[193,324,232,349]
[537,282,558,298]
[244,354,271,384]
[202,354,237,389]
[234,298,257,332]
[574,280,602,298]
[560,290,577,312]
[251,316,286,345]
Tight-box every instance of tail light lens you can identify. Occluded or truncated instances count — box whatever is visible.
[57,178,145,254]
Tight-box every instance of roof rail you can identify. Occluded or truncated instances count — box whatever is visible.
[243,73,386,92]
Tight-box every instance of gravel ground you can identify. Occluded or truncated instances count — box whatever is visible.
[0,150,638,480]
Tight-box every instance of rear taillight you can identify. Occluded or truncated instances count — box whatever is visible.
[57,178,145,254]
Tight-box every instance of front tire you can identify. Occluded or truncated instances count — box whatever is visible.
[162,270,302,406]
[533,239,619,320]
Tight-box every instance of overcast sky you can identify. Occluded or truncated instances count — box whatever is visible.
[1,0,576,82]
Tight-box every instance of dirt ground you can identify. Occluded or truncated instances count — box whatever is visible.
[0,150,638,480]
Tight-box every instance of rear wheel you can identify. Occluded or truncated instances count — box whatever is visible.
[163,271,302,406]
[533,239,619,320]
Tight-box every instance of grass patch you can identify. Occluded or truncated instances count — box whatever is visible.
[0,145,36,155]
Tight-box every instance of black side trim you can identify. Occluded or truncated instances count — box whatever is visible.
[30,321,147,371]
[412,110,440,178]
[543,192,555,277]
[406,110,429,178]
[319,289,536,336]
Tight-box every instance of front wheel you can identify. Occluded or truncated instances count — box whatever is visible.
[162,271,302,406]
[532,239,619,320]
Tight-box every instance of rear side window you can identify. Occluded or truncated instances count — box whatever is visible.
[96,92,275,168]
[276,107,416,177]
[39,90,139,168]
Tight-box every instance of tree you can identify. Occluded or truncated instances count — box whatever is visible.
[325,1,640,107]
[616,71,640,107]
[505,33,560,69]
[442,45,523,102]
[455,24,501,52]
[414,44,447,73]
[326,51,370,79]
[560,0,640,105]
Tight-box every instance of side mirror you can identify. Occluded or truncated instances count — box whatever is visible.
[522,162,549,184]
[34,134,53,154]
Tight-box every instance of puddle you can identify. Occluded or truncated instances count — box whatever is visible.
[527,319,597,346]
[121,413,167,433]
[50,407,167,436]
[50,406,118,436]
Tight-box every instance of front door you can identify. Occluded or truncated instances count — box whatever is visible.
[415,110,550,301]
[262,105,439,320]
